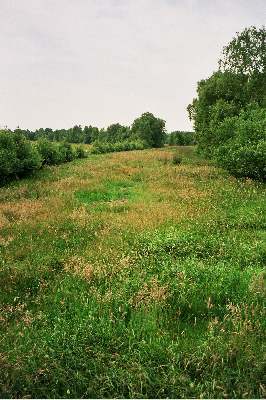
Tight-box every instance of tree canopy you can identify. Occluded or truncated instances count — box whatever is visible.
[131,112,166,148]
[188,25,266,180]
[218,26,266,75]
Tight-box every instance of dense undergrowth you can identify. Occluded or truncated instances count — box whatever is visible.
[0,146,265,398]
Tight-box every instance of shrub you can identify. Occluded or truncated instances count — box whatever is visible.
[0,131,18,179]
[37,139,62,165]
[13,134,42,174]
[172,154,182,165]
[57,142,76,162]
[0,131,42,182]
[0,131,86,184]
[91,140,146,154]
[75,146,87,159]
[214,106,266,181]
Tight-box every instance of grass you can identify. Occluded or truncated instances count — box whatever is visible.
[0,146,265,398]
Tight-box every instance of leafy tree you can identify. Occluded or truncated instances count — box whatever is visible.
[83,126,93,144]
[219,26,266,75]
[67,125,84,143]
[214,106,266,180]
[188,25,266,180]
[131,112,166,148]
[218,25,266,107]
[188,71,247,155]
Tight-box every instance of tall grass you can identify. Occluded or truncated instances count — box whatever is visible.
[0,146,265,398]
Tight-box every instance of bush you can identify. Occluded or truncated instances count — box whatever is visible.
[0,132,87,185]
[37,139,62,165]
[75,146,87,159]
[215,140,265,181]
[0,131,18,179]
[91,140,146,154]
[0,131,42,183]
[13,134,42,174]
[214,106,266,181]
[58,142,76,162]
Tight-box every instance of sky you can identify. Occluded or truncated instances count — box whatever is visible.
[0,0,265,132]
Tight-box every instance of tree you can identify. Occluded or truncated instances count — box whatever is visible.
[214,106,266,181]
[67,125,84,143]
[83,126,92,144]
[105,123,124,143]
[219,26,266,75]
[131,112,166,148]
[187,26,266,180]
[187,71,247,155]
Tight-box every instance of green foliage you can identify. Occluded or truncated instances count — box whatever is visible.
[188,71,248,156]
[0,131,42,183]
[57,142,76,162]
[102,123,131,143]
[83,125,99,144]
[91,139,146,154]
[188,26,266,180]
[37,139,62,165]
[13,133,42,175]
[214,106,266,181]
[75,146,87,159]
[0,132,87,184]
[131,112,166,148]
[67,125,84,143]
[168,131,195,145]
[0,130,20,178]
[219,26,266,75]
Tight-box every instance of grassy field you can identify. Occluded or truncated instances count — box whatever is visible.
[0,146,265,398]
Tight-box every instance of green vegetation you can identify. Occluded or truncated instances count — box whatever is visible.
[188,25,266,180]
[0,24,265,399]
[0,134,87,184]
[167,131,195,146]
[0,146,265,398]
[91,139,146,154]
[10,112,167,148]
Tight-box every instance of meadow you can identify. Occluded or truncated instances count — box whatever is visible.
[0,146,265,398]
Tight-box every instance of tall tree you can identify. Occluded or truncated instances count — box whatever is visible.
[218,26,266,75]
[131,112,166,148]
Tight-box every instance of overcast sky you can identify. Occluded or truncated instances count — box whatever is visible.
[0,0,265,132]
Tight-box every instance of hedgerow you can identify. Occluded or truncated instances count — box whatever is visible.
[0,132,87,184]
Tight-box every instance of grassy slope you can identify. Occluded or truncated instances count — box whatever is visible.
[0,146,265,398]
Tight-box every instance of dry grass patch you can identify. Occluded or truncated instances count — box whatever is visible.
[64,256,94,281]
[130,277,169,308]
[0,200,44,228]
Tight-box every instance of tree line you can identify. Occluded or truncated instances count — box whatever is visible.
[8,112,194,150]
[188,26,265,181]
[0,111,195,183]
